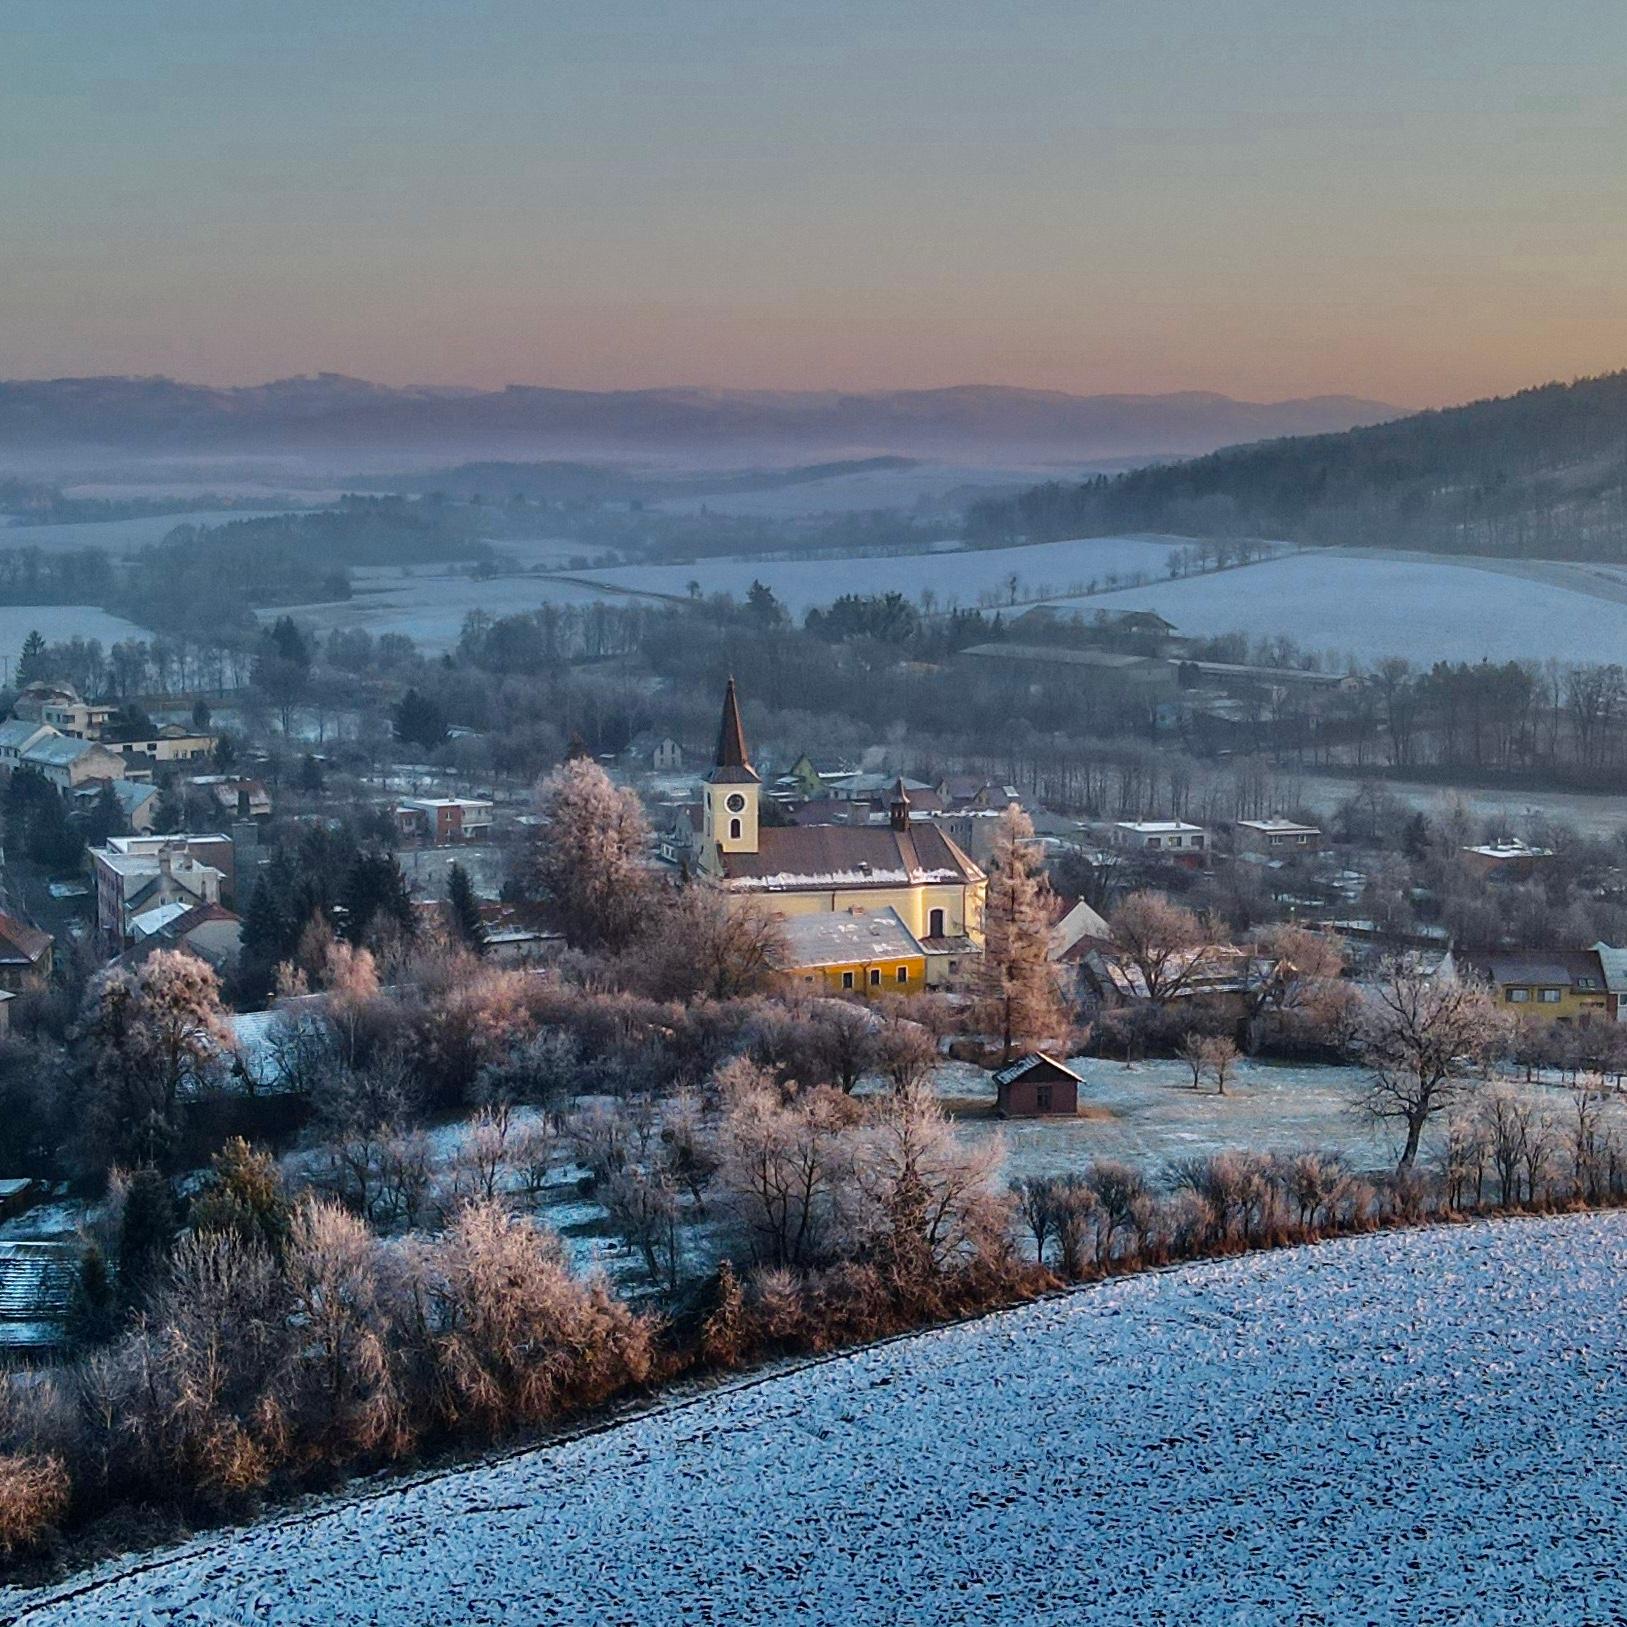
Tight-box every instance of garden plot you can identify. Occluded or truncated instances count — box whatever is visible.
[19,1213,1627,1625]
[1043,550,1627,665]
[588,535,1183,616]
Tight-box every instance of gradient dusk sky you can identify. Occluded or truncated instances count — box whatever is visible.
[4,0,1625,405]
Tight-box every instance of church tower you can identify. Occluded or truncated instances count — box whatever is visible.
[704,677,760,859]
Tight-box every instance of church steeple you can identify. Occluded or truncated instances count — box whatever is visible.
[703,677,760,860]
[711,676,754,778]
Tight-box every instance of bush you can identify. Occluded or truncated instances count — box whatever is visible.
[0,1453,69,1554]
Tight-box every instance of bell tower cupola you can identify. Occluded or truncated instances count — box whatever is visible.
[704,677,760,857]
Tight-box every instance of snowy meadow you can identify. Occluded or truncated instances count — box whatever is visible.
[1045,550,1627,665]
[16,1213,1627,1625]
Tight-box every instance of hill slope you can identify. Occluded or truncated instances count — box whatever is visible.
[968,370,1627,558]
[0,375,1398,463]
[13,1215,1627,1625]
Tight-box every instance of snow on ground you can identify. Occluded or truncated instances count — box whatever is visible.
[17,1213,1627,1625]
[1296,771,1627,840]
[0,606,153,666]
[939,1056,1405,1175]
[938,1057,1623,1181]
[589,535,1182,616]
[0,511,293,554]
[256,571,620,652]
[1043,551,1627,665]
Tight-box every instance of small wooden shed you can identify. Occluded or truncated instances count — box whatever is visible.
[993,1053,1082,1118]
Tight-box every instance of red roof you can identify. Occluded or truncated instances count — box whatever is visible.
[719,823,981,893]
[0,910,51,966]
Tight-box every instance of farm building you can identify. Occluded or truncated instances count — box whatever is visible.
[992,1053,1082,1117]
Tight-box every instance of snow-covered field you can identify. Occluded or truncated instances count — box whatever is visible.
[589,535,1182,615]
[17,1213,1627,1625]
[940,1057,1402,1175]
[0,605,153,666]
[0,511,293,554]
[257,571,625,651]
[1045,551,1627,665]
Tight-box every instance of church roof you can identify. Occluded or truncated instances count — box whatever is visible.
[718,822,982,893]
[707,677,760,786]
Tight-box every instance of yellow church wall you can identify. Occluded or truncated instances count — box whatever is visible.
[779,953,927,996]
[727,881,982,944]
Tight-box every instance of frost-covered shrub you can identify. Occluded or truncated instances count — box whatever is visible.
[0,1452,69,1554]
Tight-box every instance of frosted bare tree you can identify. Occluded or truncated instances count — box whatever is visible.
[978,805,1069,1059]
[78,949,236,1168]
[629,885,785,1000]
[283,1197,409,1459]
[715,1076,858,1268]
[522,757,653,952]
[1356,957,1506,1173]
[855,1083,1009,1278]
[1108,891,1205,1006]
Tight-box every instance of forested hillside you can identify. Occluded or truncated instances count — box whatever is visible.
[967,372,1627,559]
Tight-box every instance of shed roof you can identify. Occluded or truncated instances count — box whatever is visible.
[992,1052,1083,1088]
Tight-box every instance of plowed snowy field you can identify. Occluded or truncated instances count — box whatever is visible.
[11,1214,1627,1625]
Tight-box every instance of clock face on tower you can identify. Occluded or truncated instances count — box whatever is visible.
[726,793,747,813]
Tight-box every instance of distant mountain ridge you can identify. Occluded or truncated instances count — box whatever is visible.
[0,373,1400,462]
[966,370,1627,560]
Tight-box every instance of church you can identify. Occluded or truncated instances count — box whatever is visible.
[696,680,985,987]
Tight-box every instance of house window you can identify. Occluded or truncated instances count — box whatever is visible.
[729,818,742,841]
[1507,988,1530,1002]
[1147,837,1161,850]
[896,966,908,984]
[1191,835,1204,849]
[1036,1084,1053,1112]
[1540,989,1562,1004]
[928,907,946,937]
[869,968,881,987]
[842,971,855,990]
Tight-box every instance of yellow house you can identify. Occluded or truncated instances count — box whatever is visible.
[698,680,985,987]
[773,906,928,994]
[1453,948,1617,1023]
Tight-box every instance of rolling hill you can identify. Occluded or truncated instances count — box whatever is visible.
[968,370,1627,559]
[0,375,1398,464]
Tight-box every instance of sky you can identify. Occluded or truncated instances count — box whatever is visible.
[3,0,1626,406]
